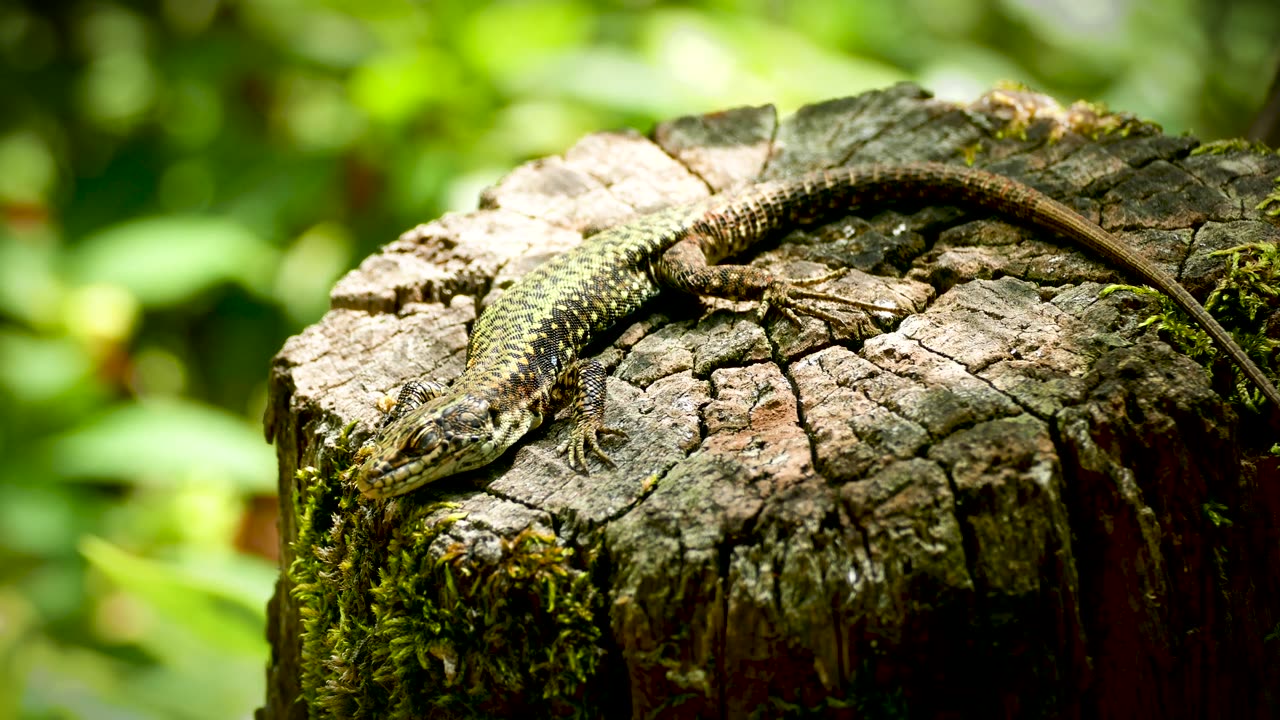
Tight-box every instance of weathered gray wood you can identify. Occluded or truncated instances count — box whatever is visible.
[261,83,1280,719]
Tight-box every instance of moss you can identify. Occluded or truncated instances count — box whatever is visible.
[1258,177,1280,218]
[1191,138,1274,156]
[288,426,606,718]
[980,85,1158,143]
[1102,242,1280,412]
[1060,100,1159,140]
[1203,501,1234,528]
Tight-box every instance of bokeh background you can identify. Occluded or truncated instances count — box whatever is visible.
[1,0,1275,717]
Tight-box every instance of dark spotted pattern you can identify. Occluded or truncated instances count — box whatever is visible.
[356,162,1279,498]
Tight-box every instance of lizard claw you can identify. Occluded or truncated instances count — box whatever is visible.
[558,425,628,473]
[762,274,903,328]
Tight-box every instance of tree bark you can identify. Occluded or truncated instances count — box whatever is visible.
[260,83,1280,719]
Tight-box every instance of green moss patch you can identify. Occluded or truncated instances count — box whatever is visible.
[1103,242,1280,412]
[288,431,606,718]
[1191,139,1275,156]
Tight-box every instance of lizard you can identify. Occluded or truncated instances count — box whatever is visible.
[355,162,1280,499]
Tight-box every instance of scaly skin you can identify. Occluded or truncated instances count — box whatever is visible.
[355,162,1280,498]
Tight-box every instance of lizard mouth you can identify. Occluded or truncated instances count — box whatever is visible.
[356,455,431,498]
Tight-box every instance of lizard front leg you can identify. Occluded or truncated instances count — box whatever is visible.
[553,358,629,471]
[379,379,447,428]
[653,235,901,327]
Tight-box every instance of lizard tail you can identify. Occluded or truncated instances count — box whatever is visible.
[809,162,1280,411]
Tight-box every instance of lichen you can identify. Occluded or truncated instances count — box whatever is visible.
[288,425,606,718]
[1102,242,1280,412]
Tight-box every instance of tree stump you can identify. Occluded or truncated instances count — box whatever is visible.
[260,83,1280,719]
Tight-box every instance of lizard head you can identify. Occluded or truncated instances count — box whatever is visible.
[355,391,532,498]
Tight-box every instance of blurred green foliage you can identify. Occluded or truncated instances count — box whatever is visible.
[0,0,1274,717]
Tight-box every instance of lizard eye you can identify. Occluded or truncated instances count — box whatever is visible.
[409,425,439,453]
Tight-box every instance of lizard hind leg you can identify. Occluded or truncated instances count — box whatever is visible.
[553,358,629,472]
[654,236,900,331]
[759,275,900,327]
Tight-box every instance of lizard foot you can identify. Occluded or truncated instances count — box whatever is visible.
[558,425,630,473]
[760,274,903,327]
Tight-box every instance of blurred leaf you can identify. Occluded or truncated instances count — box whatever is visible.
[348,46,463,125]
[282,7,379,69]
[0,329,95,405]
[79,51,159,133]
[20,640,143,720]
[918,44,1033,104]
[236,0,378,68]
[482,100,604,159]
[0,590,36,719]
[273,221,353,324]
[459,0,591,77]
[0,228,63,327]
[516,46,688,116]
[0,484,81,557]
[159,80,223,148]
[644,11,906,111]
[18,560,87,623]
[101,480,242,552]
[221,156,339,237]
[67,216,278,307]
[129,346,188,396]
[387,145,463,217]
[20,631,265,720]
[45,397,275,491]
[169,548,278,612]
[80,536,266,657]
[61,282,140,344]
[0,130,57,204]
[157,160,217,212]
[275,70,366,151]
